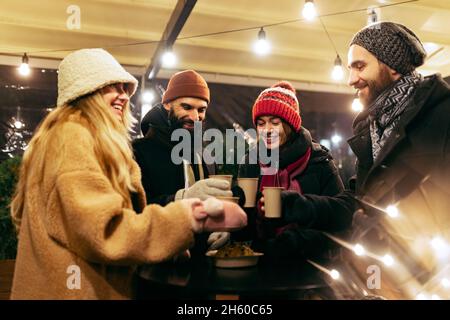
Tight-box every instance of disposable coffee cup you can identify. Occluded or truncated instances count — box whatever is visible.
[263,187,284,218]
[209,175,233,189]
[216,196,239,204]
[237,178,259,208]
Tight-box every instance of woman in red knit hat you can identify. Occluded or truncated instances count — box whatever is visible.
[238,81,350,262]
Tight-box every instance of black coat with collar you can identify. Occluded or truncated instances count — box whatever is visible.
[132,104,216,206]
[348,74,450,211]
[279,75,449,240]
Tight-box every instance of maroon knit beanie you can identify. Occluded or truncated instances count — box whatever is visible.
[162,70,210,104]
[252,81,301,132]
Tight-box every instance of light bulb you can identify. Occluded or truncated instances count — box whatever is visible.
[253,28,271,56]
[18,53,31,76]
[161,50,176,68]
[142,90,155,104]
[302,0,317,21]
[331,55,344,81]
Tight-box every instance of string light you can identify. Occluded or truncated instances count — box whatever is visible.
[161,49,176,68]
[331,134,342,145]
[331,55,344,81]
[351,98,363,112]
[253,27,271,56]
[18,53,31,76]
[302,0,317,21]
[431,294,441,300]
[142,90,155,104]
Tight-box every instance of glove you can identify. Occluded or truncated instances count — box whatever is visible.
[175,178,233,200]
[207,232,230,250]
[183,198,247,233]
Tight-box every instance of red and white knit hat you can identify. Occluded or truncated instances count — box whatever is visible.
[252,81,301,132]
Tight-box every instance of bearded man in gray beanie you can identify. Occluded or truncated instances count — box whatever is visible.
[342,22,450,298]
[266,22,450,298]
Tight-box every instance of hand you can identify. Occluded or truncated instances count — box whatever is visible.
[259,196,265,212]
[178,178,233,200]
[183,197,248,233]
[207,232,230,250]
[181,198,206,233]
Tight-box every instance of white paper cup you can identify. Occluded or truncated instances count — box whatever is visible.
[237,178,259,208]
[263,187,284,218]
[209,175,233,189]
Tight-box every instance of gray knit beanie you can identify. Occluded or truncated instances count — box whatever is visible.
[350,22,426,75]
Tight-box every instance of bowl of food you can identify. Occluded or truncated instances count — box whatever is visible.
[206,243,263,268]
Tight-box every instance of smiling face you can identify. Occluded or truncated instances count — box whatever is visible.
[347,44,401,107]
[100,83,131,122]
[256,116,291,149]
[164,97,208,131]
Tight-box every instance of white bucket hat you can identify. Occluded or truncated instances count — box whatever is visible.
[57,48,138,107]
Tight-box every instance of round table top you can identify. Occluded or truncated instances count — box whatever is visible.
[138,255,330,297]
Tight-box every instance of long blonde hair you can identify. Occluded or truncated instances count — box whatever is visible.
[10,91,137,232]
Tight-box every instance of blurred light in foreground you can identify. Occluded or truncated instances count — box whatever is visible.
[386,205,399,218]
[383,254,394,266]
[442,278,450,288]
[416,293,427,300]
[430,236,447,252]
[353,244,366,256]
[330,269,340,280]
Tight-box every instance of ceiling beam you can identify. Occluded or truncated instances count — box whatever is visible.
[145,0,197,81]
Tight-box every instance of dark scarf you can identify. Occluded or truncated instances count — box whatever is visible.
[257,129,313,236]
[368,72,422,160]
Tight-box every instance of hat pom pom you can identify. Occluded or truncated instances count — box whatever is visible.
[272,81,296,94]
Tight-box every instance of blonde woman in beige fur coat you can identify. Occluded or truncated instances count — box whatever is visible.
[9,49,246,300]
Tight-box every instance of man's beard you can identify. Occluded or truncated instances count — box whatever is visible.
[168,108,195,132]
[360,66,396,107]
[168,108,204,149]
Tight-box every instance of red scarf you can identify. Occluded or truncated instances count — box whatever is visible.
[257,147,312,236]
